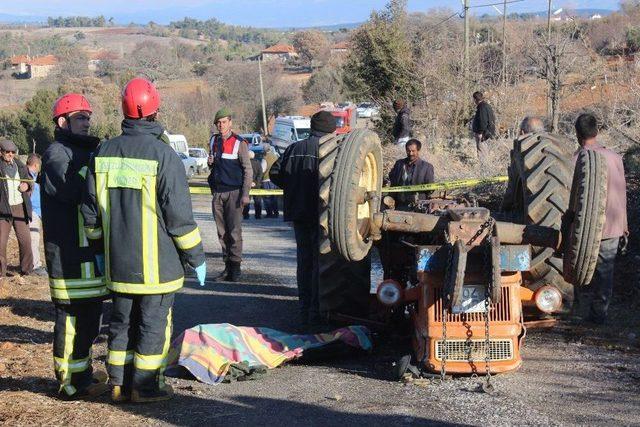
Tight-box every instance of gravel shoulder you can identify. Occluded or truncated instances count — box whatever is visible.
[1,194,639,426]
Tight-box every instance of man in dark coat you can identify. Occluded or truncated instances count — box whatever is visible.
[270,110,336,330]
[392,99,412,146]
[0,139,33,279]
[388,138,435,210]
[471,91,496,159]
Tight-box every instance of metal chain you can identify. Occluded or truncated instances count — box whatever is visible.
[441,307,448,382]
[466,217,495,246]
[440,230,454,384]
[482,219,496,393]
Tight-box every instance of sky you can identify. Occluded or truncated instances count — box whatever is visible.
[0,0,623,27]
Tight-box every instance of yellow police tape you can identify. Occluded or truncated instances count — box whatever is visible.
[0,176,34,183]
[189,175,508,196]
[0,175,507,195]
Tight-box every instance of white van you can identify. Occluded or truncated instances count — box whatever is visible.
[270,116,311,155]
[164,131,189,156]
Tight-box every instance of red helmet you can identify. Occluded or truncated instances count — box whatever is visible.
[52,93,92,119]
[121,77,160,119]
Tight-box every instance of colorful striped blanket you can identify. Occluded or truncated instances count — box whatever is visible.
[166,323,372,385]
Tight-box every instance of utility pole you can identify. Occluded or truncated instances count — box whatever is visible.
[258,56,268,136]
[502,0,507,91]
[463,0,470,104]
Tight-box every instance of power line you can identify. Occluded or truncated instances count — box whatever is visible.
[426,11,460,32]
[468,0,524,9]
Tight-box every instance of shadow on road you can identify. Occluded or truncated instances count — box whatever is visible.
[0,297,54,323]
[0,324,52,344]
[117,394,456,426]
[174,287,299,333]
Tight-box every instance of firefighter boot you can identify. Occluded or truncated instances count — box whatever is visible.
[59,370,109,401]
[226,262,241,282]
[111,385,131,403]
[131,384,175,404]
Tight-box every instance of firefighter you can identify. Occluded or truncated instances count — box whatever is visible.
[80,78,206,403]
[40,93,109,400]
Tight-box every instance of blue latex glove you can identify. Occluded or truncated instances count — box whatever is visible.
[95,254,105,276]
[195,263,207,287]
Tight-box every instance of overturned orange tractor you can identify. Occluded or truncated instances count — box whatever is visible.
[318,129,607,379]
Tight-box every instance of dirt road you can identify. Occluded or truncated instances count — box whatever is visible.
[1,194,639,426]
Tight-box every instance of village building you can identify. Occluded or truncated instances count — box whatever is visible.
[261,44,297,62]
[9,55,30,74]
[8,55,58,78]
[330,41,350,57]
[27,55,58,78]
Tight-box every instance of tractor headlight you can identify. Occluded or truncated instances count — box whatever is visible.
[534,285,562,313]
[376,280,403,307]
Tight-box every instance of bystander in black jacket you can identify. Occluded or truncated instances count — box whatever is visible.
[472,101,496,140]
[392,106,412,140]
[388,158,435,208]
[270,130,326,223]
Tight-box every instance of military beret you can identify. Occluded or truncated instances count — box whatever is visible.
[214,107,233,123]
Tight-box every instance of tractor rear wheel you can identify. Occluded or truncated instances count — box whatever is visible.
[319,129,382,262]
[562,149,608,287]
[506,132,575,296]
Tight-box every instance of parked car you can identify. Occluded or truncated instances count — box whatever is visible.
[188,147,209,174]
[270,116,311,155]
[165,131,189,156]
[178,152,197,178]
[357,103,380,118]
[239,133,264,147]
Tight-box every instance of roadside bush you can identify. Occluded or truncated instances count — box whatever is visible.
[21,89,58,153]
[0,110,29,153]
[302,66,343,104]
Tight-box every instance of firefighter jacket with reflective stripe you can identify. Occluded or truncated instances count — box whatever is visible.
[80,119,205,295]
[41,129,107,304]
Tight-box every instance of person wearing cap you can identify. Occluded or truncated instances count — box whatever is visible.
[0,139,33,280]
[270,110,336,331]
[40,93,109,400]
[81,78,205,403]
[206,108,253,282]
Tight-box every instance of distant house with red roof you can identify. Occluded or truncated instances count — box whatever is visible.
[8,54,58,78]
[9,55,30,74]
[330,41,350,56]
[27,55,58,78]
[261,44,297,62]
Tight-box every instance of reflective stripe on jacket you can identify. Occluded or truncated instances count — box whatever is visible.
[41,129,107,303]
[81,119,205,295]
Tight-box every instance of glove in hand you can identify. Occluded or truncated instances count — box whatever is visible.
[195,263,207,287]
